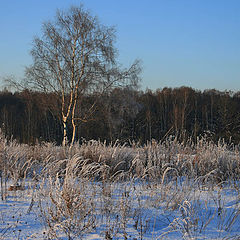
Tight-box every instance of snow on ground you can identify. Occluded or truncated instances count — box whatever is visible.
[0,190,46,239]
[1,180,240,240]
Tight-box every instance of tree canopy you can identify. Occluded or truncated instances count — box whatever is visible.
[24,5,141,146]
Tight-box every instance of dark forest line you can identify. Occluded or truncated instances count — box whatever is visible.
[0,86,240,145]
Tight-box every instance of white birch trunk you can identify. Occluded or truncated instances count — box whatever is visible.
[62,119,68,146]
[70,121,76,148]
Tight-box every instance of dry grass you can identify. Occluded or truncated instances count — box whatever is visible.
[0,131,240,239]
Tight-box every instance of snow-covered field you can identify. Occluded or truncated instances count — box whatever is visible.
[1,180,240,239]
[0,134,240,239]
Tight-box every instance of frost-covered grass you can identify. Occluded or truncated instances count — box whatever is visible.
[0,132,240,239]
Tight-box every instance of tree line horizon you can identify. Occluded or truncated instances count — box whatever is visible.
[0,86,239,145]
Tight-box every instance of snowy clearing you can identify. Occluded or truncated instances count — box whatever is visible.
[1,135,240,239]
[1,179,240,239]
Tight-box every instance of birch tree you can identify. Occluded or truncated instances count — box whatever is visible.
[25,5,141,146]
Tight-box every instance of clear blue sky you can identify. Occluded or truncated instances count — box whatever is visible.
[1,0,240,91]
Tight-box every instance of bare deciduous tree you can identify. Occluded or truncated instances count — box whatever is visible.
[25,5,141,147]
